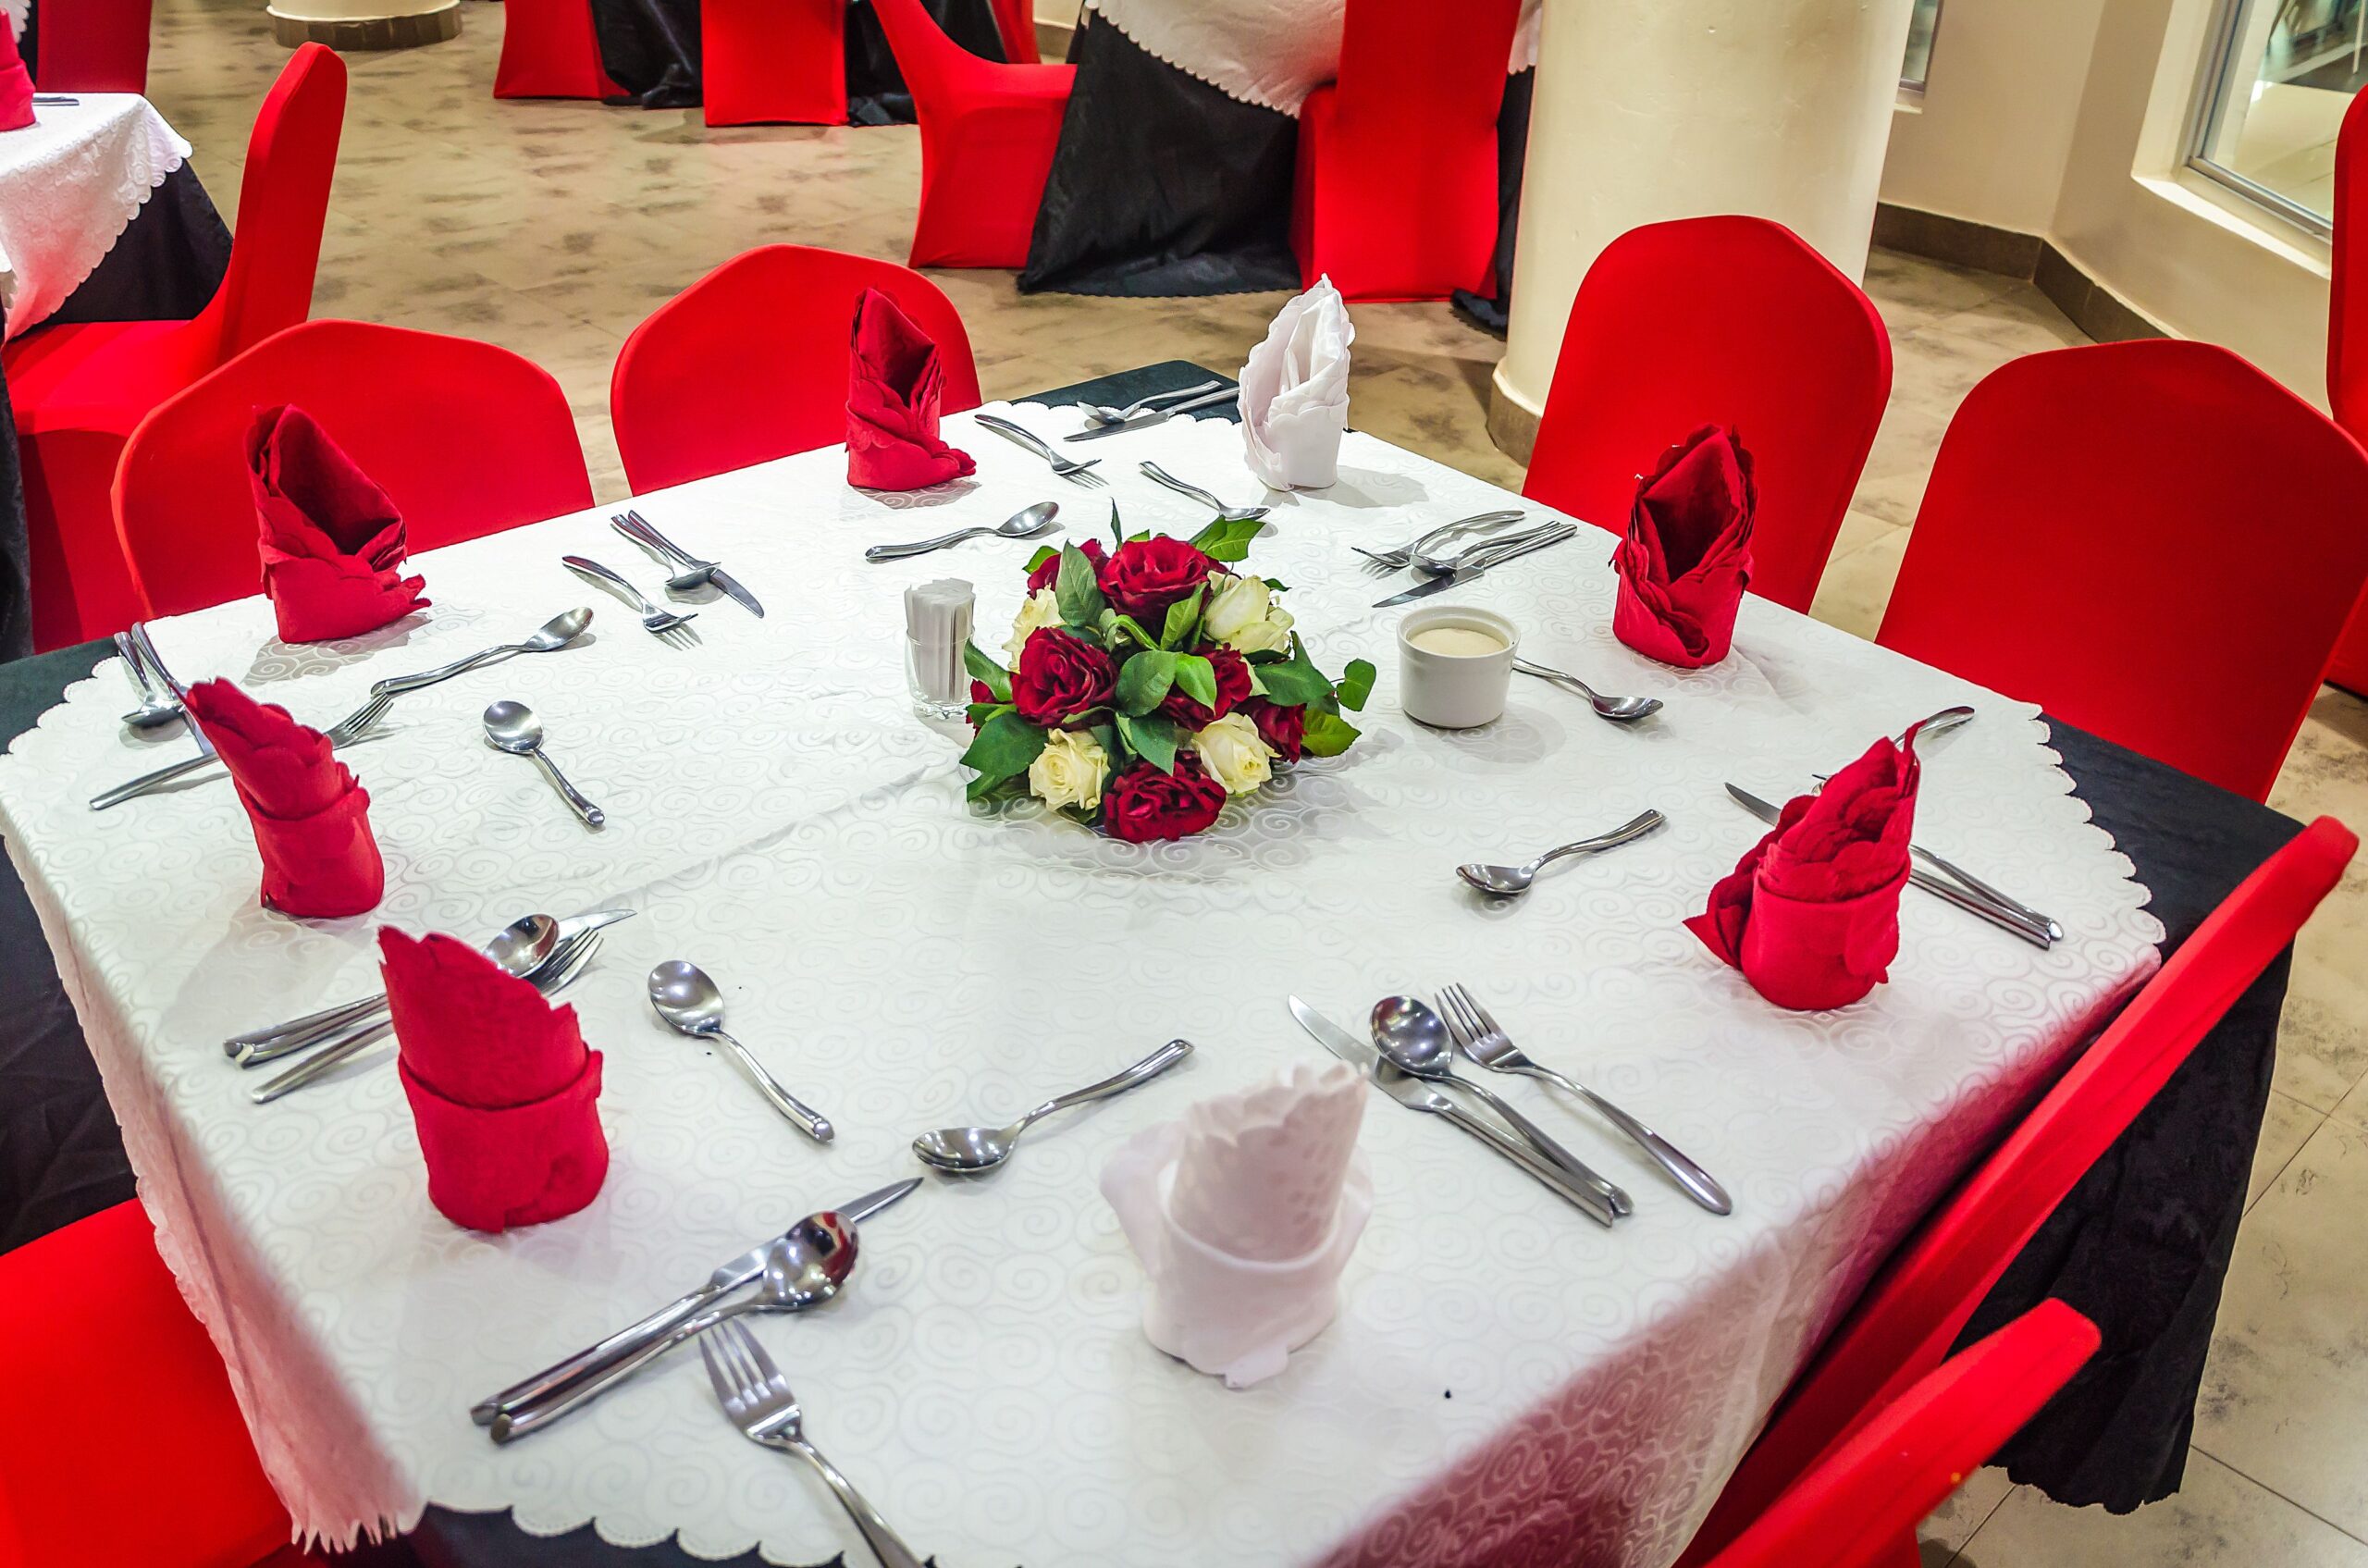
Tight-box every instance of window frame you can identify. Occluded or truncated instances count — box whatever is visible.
[2183,0,2343,241]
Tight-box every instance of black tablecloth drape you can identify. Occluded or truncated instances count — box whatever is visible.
[1,298,28,665]
[587,0,1004,121]
[1450,66,1531,334]
[0,362,2308,1557]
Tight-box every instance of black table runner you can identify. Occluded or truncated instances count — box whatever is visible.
[0,362,2301,1560]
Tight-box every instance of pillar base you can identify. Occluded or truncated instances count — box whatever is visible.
[1486,365,1543,465]
[270,0,459,50]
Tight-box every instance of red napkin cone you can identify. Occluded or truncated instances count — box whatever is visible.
[845,287,976,490]
[185,679,385,919]
[250,404,429,643]
[1685,730,1922,1010]
[0,21,33,130]
[382,928,608,1232]
[1611,425,1756,669]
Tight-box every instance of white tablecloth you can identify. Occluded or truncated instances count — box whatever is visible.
[1086,0,1542,115]
[0,93,189,340]
[0,401,2160,1567]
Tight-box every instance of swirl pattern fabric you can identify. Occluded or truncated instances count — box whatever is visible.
[0,402,2160,1564]
[0,93,187,340]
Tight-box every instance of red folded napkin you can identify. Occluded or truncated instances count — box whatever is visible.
[1611,425,1756,669]
[1685,731,1921,1010]
[185,678,384,919]
[250,404,429,643]
[846,287,976,491]
[0,21,33,130]
[382,928,608,1232]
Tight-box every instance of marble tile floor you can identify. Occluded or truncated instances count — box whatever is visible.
[135,0,2368,1562]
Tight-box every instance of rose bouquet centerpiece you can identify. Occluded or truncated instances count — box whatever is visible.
[959,512,1374,842]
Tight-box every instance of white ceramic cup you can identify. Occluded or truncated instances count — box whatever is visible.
[1398,605,1519,729]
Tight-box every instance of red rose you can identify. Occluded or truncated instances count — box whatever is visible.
[1103,754,1227,842]
[1099,536,1214,620]
[1159,646,1252,728]
[1010,628,1116,725]
[1244,698,1306,762]
[967,678,994,731]
[1027,537,1107,593]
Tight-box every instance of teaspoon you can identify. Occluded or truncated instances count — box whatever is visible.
[1082,379,1225,425]
[1458,809,1665,897]
[865,502,1061,562]
[375,608,593,697]
[484,700,605,827]
[1512,657,1661,722]
[912,1039,1193,1174]
[648,961,833,1142]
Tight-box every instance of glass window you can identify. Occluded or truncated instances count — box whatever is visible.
[2191,0,2366,235]
[1902,0,1942,91]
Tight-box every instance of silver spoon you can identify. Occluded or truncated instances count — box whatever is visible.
[1138,461,1269,524]
[1081,378,1224,425]
[864,501,1062,562]
[484,700,605,828]
[1458,809,1666,897]
[374,608,592,697]
[648,961,833,1142]
[489,1217,858,1442]
[114,631,184,729]
[1511,657,1661,722]
[912,1038,1194,1174]
[1370,997,1634,1217]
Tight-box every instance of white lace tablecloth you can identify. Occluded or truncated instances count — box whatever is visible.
[1086,0,1541,115]
[0,93,190,340]
[0,401,2161,1567]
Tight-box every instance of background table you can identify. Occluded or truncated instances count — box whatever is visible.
[587,0,1008,119]
[0,364,2299,1565]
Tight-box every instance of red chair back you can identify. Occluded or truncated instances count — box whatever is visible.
[114,320,592,619]
[988,0,1034,62]
[610,244,981,493]
[1680,815,2358,1565]
[495,0,619,99]
[1522,216,1892,613]
[1878,340,2368,802]
[29,0,153,92]
[702,0,845,125]
[197,43,347,366]
[1708,1303,2099,1568]
[2319,88,2368,695]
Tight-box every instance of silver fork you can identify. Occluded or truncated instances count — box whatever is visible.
[1352,510,1529,572]
[561,556,698,645]
[1440,984,1733,1216]
[972,414,1105,488]
[88,685,394,811]
[698,1320,923,1568]
[611,511,718,591]
[250,931,603,1104]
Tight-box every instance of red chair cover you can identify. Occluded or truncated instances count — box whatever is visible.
[5,43,347,649]
[1289,0,1521,302]
[0,1200,296,1568]
[611,243,980,493]
[702,0,845,125]
[27,0,153,93]
[117,320,591,620]
[1879,340,2368,803]
[493,0,620,99]
[989,0,1036,63]
[869,0,1074,268]
[1705,1302,2100,1568]
[1676,815,2358,1567]
[1522,216,1891,615]
[2319,86,2368,695]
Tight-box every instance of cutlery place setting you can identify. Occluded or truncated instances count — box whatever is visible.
[973,413,1106,488]
[610,510,766,617]
[1364,512,1583,608]
[865,500,1060,562]
[564,555,701,646]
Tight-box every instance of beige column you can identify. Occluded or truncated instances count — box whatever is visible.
[269,0,459,50]
[1489,0,1917,461]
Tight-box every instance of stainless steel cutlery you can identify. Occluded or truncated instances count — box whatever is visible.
[1374,524,1578,608]
[864,501,1060,562]
[1512,657,1662,722]
[1062,384,1240,441]
[1457,809,1666,896]
[1138,461,1270,523]
[485,699,606,827]
[973,414,1104,486]
[115,628,184,730]
[648,960,833,1142]
[1354,510,1527,572]
[911,1039,1194,1173]
[1080,380,1225,426]
[561,555,698,643]
[611,510,764,617]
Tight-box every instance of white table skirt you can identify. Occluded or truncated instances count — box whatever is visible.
[1086,0,1542,116]
[0,401,2160,1567]
[0,93,190,340]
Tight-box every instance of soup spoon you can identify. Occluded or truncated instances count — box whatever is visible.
[649,961,833,1142]
[1457,809,1666,897]
[864,502,1060,562]
[1512,657,1661,722]
[912,1039,1193,1174]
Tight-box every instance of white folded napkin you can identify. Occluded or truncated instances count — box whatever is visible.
[1240,277,1353,491]
[1169,1059,1365,1260]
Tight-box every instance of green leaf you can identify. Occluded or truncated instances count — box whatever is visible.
[1054,544,1106,626]
[1024,544,1059,575]
[963,642,1012,703]
[1334,658,1376,713]
[1300,710,1361,759]
[965,700,1009,728]
[1264,577,1289,592]
[1108,504,1126,550]
[1160,586,1204,650]
[1114,650,1178,715]
[1170,653,1217,712]
[967,770,1033,804]
[1116,713,1179,774]
[1099,610,1159,651]
[957,709,1048,787]
[1187,514,1268,563]
[1252,640,1334,707]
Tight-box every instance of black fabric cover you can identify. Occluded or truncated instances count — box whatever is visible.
[45,163,232,328]
[1449,66,1531,335]
[585,0,698,100]
[0,298,27,664]
[1019,17,1300,297]
[587,0,1001,120]
[15,0,35,79]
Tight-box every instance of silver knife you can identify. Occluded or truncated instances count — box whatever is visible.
[1063,384,1241,441]
[469,1177,922,1426]
[1374,525,1578,609]
[1723,784,2055,948]
[1289,996,1619,1226]
[706,569,764,619]
[614,512,765,619]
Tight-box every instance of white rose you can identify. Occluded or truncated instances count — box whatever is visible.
[1202,573,1296,656]
[1191,712,1276,796]
[1028,727,1110,813]
[1004,587,1065,664]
